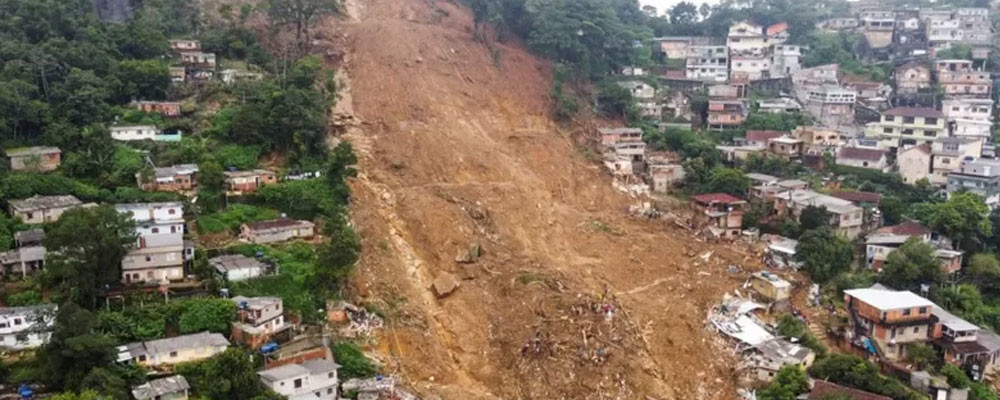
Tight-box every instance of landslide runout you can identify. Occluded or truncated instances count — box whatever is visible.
[323,0,760,398]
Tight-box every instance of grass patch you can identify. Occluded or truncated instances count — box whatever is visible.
[227,241,324,322]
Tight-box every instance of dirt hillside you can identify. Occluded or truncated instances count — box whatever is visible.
[320,0,764,398]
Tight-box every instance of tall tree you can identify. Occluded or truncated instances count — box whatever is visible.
[878,237,942,292]
[700,167,749,196]
[39,304,117,391]
[796,227,853,283]
[668,1,698,25]
[43,206,136,308]
[920,192,992,253]
[799,205,831,231]
[267,0,338,54]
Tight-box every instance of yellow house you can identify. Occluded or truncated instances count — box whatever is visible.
[117,332,229,369]
[750,271,791,302]
[865,107,946,149]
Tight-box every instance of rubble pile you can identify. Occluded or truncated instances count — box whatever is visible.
[511,287,644,399]
[337,302,386,338]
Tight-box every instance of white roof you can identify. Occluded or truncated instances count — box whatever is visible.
[932,306,979,332]
[844,288,934,311]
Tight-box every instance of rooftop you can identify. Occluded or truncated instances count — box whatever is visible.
[153,164,199,178]
[224,169,275,178]
[598,127,642,135]
[783,190,860,214]
[119,331,229,360]
[132,376,190,400]
[838,147,887,162]
[14,229,45,244]
[808,380,891,400]
[745,173,779,183]
[691,193,746,206]
[232,296,281,310]
[4,146,60,157]
[244,218,315,232]
[210,254,267,273]
[874,221,931,236]
[884,107,944,118]
[258,359,341,382]
[831,191,881,204]
[757,338,812,364]
[933,306,979,332]
[844,287,934,311]
[745,130,786,142]
[10,195,82,212]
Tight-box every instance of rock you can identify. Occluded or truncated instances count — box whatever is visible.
[455,243,482,263]
[432,273,460,298]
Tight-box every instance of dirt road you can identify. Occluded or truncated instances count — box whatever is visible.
[323,0,763,398]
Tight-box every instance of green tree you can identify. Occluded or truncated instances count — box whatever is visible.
[668,1,698,25]
[176,348,278,400]
[79,367,129,400]
[266,0,338,54]
[331,342,377,379]
[112,59,171,102]
[904,343,937,371]
[197,159,226,213]
[967,253,1000,294]
[757,365,809,400]
[799,205,830,231]
[314,213,361,295]
[43,206,137,308]
[700,167,749,196]
[878,238,942,292]
[178,299,237,334]
[39,304,117,391]
[595,80,638,121]
[921,192,992,253]
[796,227,853,283]
[809,353,925,400]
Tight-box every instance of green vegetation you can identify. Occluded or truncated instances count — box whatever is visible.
[808,353,926,400]
[795,227,854,284]
[756,365,809,400]
[176,348,282,400]
[197,204,280,234]
[776,314,827,357]
[331,342,378,379]
[97,297,237,343]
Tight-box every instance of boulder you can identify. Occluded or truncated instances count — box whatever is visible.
[432,273,460,298]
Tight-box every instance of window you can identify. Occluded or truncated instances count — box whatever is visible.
[25,213,33,220]
[919,307,928,314]
[168,208,176,215]
[884,115,894,122]
[328,372,334,378]
[925,117,937,125]
[903,309,911,316]
[13,319,21,325]
[138,355,146,362]
[294,379,302,388]
[169,351,177,358]
[903,117,915,124]
[151,227,159,234]
[883,127,893,134]
[145,256,151,262]
[914,326,920,333]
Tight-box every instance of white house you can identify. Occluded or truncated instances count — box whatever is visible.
[110,125,160,141]
[233,296,286,337]
[118,331,230,368]
[0,304,56,350]
[116,202,185,248]
[132,375,190,400]
[943,98,993,141]
[259,359,341,400]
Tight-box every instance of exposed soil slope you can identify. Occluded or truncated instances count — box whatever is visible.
[322,1,762,398]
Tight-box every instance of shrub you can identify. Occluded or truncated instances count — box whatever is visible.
[331,342,377,379]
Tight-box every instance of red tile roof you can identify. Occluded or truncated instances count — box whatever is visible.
[766,22,788,36]
[692,193,746,205]
[838,147,887,162]
[745,130,786,142]
[875,221,931,236]
[808,381,891,400]
[884,107,944,118]
[832,191,881,204]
